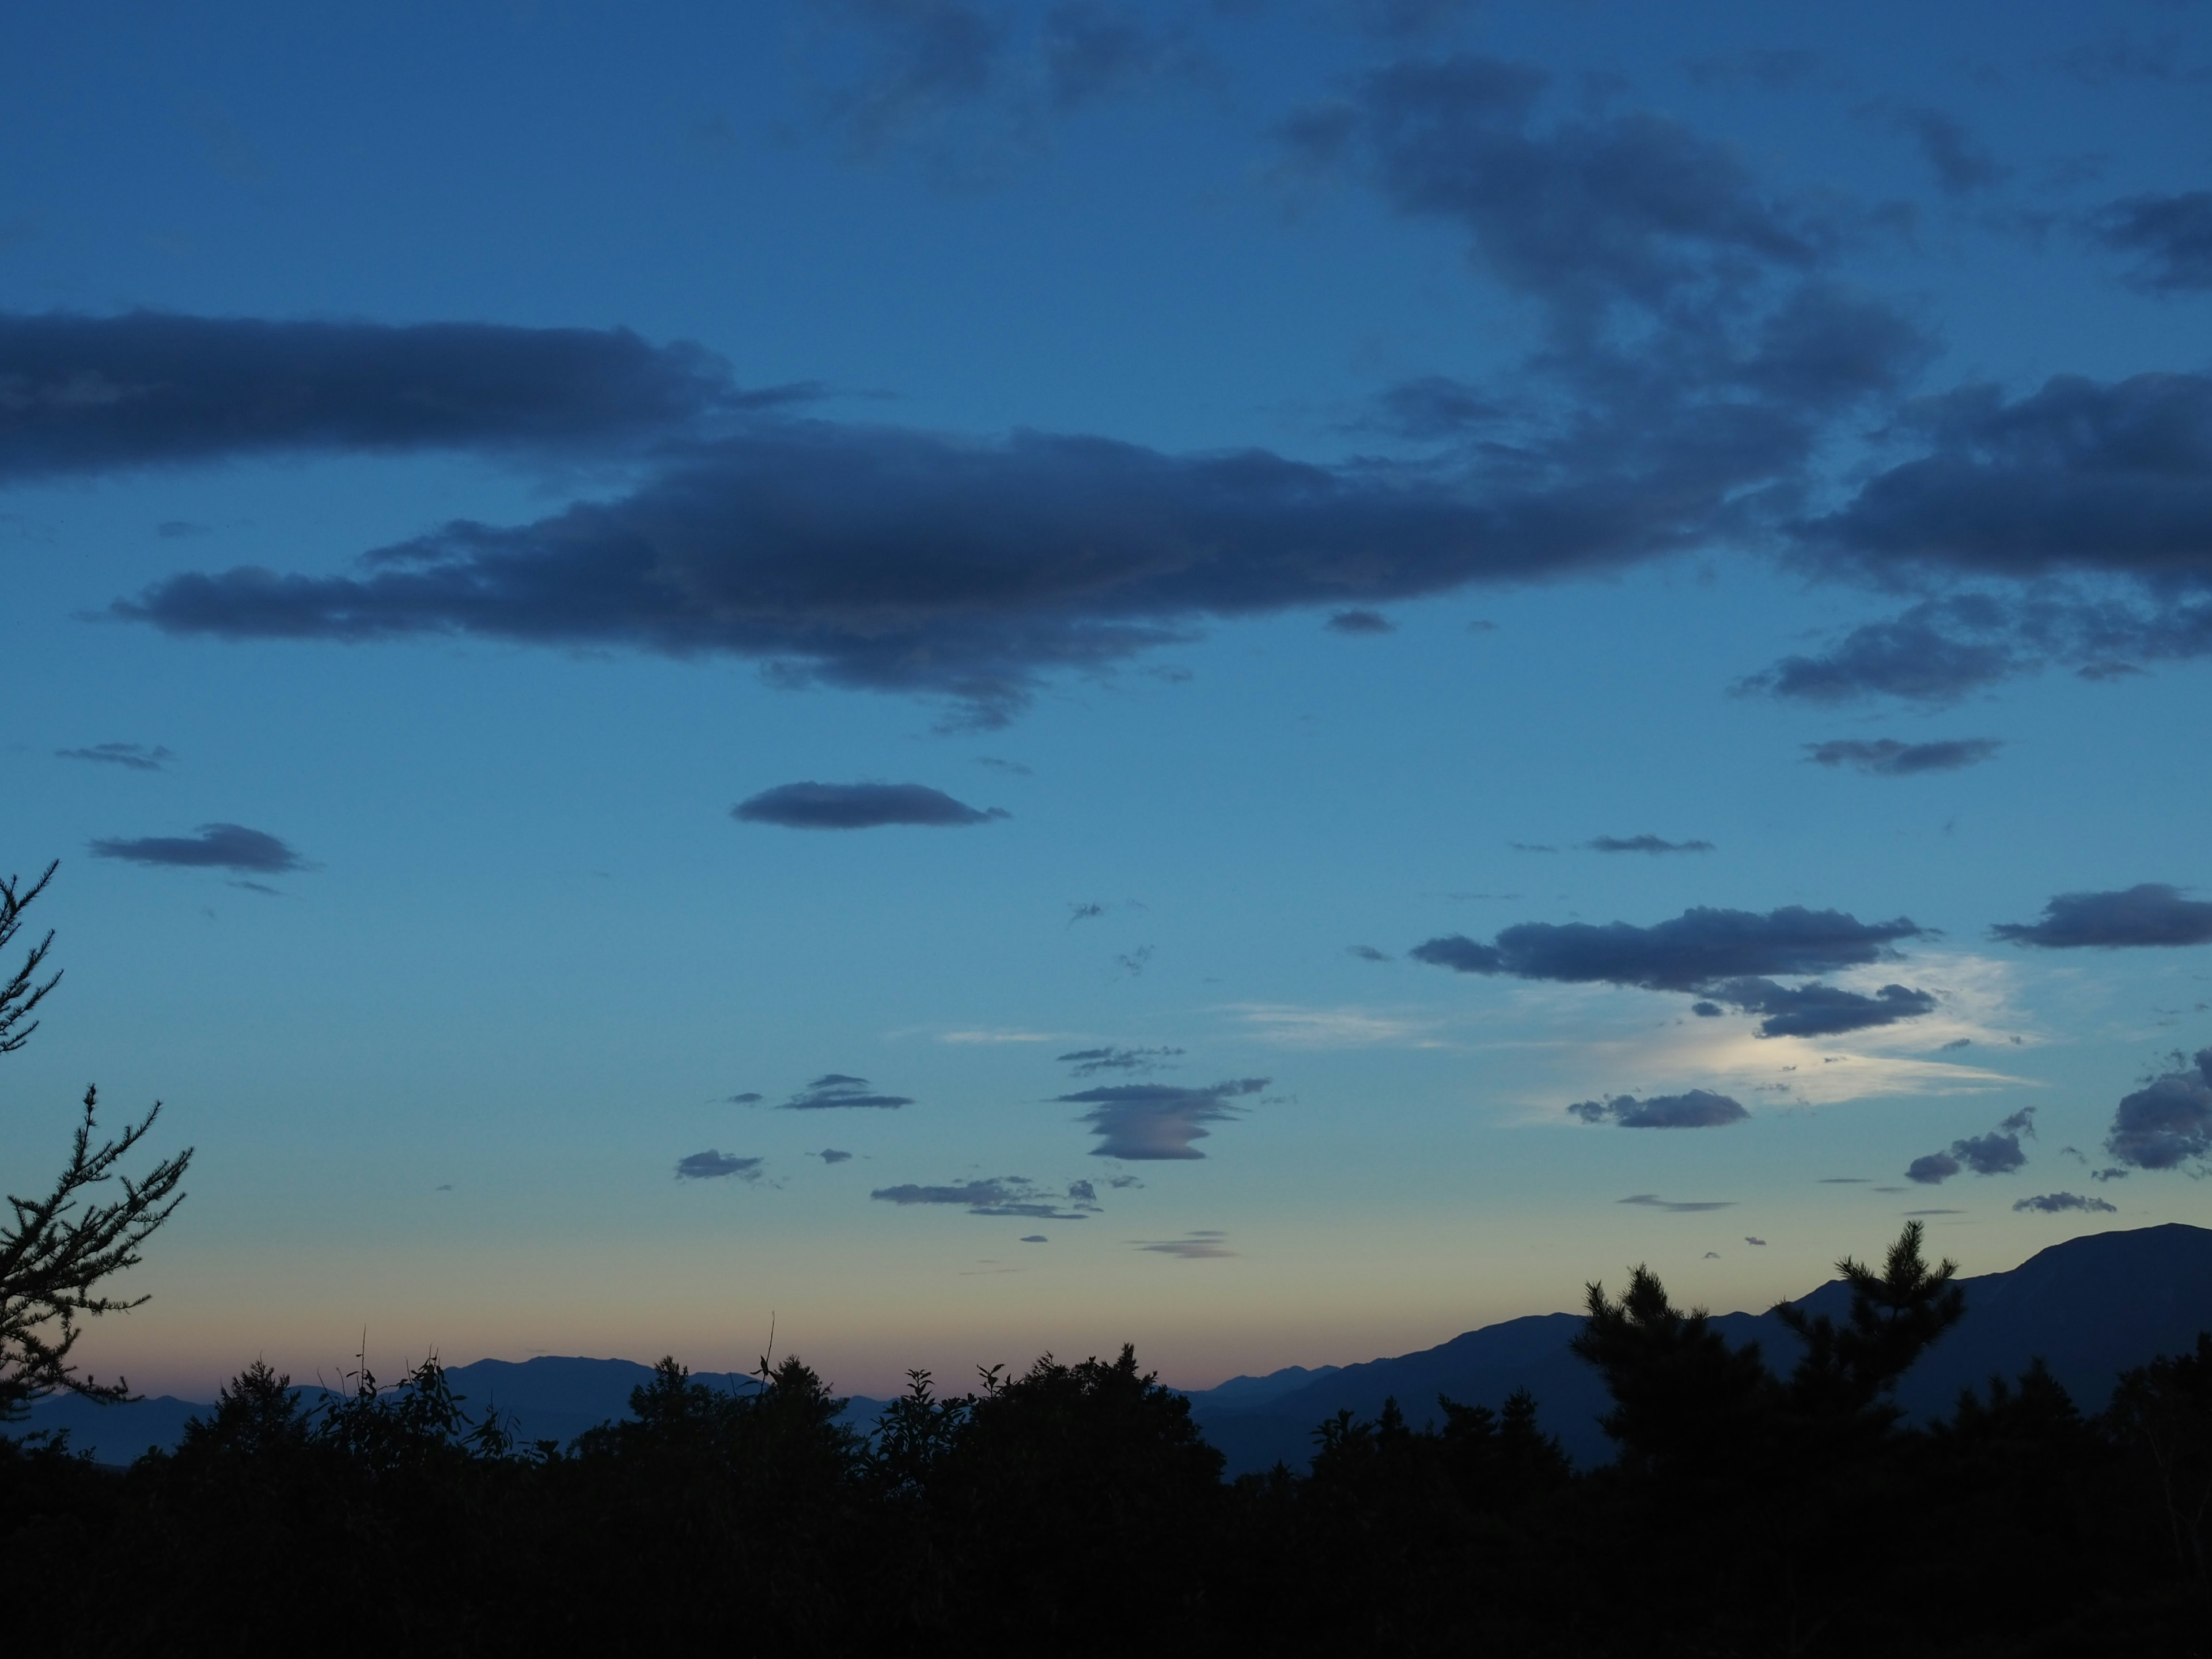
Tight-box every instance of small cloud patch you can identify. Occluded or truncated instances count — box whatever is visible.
[1137,1232,1236,1259]
[1057,1045,1182,1076]
[1569,1089,1748,1128]
[870,1177,1101,1221]
[782,1074,915,1111]
[676,1150,763,1181]
[1347,944,1391,963]
[89,822,305,874]
[56,741,175,771]
[1806,737,2001,776]
[1585,835,1715,855]
[1053,1078,1265,1160]
[1325,608,1395,635]
[2014,1192,2117,1214]
[733,781,1007,830]
[1992,885,2212,950]
[1618,1194,1734,1213]
[817,1149,853,1164]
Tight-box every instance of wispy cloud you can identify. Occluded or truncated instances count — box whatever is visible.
[89,823,306,874]
[1135,1231,1237,1259]
[676,1150,764,1181]
[1619,1194,1733,1213]
[1226,1002,1445,1049]
[869,1176,1101,1220]
[55,741,175,772]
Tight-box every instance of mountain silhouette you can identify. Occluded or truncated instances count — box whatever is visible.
[23,1223,2212,1472]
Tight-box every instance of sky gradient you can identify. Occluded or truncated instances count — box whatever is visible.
[3,0,2210,1403]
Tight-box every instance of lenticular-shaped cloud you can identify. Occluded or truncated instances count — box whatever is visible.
[1567,1089,1748,1128]
[733,782,1007,829]
[1585,835,1714,855]
[1052,1077,1266,1159]
[88,822,306,874]
[1991,884,2212,949]
[781,1075,915,1110]
[55,741,175,772]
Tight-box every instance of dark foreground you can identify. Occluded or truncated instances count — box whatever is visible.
[6,1226,2209,1657]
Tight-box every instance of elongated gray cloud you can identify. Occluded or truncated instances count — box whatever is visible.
[780,1074,915,1111]
[1805,737,2001,775]
[676,1150,763,1181]
[2104,1050,2212,1171]
[1325,608,1395,634]
[115,421,1691,728]
[88,822,304,874]
[1569,1089,1747,1128]
[55,741,175,771]
[1136,1233,1236,1259]
[2014,1192,2116,1214]
[733,781,1007,829]
[868,1175,1100,1220]
[1056,1045,1182,1076]
[1410,904,1924,991]
[1585,835,1714,855]
[1618,1193,1732,1213]
[1051,1077,1265,1160]
[1993,884,2212,950]
[0,311,757,479]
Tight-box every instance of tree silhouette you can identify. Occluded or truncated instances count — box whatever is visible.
[2,862,192,1419]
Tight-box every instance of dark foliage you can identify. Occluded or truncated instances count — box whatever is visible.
[6,1225,2211,1656]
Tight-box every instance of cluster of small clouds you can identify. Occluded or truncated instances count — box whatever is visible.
[870,1175,1102,1221]
[1056,1044,1182,1075]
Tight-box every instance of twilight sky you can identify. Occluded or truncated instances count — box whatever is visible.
[3,0,2210,1402]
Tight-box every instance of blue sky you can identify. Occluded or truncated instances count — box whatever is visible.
[3,0,2210,1401]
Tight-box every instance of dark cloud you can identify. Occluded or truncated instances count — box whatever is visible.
[1708,976,1938,1039]
[118,421,1699,729]
[1992,884,2212,950]
[1056,1045,1181,1075]
[1347,944,1391,963]
[2104,1049,2212,1171]
[1410,904,1924,993]
[781,1075,915,1111]
[1567,1089,1748,1128]
[1744,1236,1768,1246]
[1752,372,2212,700]
[1805,737,2002,775]
[1887,106,2008,198]
[156,520,210,539]
[1740,600,2028,704]
[1325,607,1396,634]
[976,755,1032,775]
[229,880,280,897]
[726,1091,764,1104]
[2014,1192,2117,1214]
[817,1149,853,1164]
[1618,1194,1733,1213]
[1585,835,1714,855]
[88,822,304,874]
[1691,1000,1724,1017]
[868,1175,1101,1220]
[1115,945,1152,977]
[1907,1152,1961,1185]
[1067,902,1105,925]
[1051,1077,1266,1160]
[0,312,746,479]
[1908,1106,2035,1184]
[733,781,1007,829]
[2093,191,2212,295]
[815,0,1010,153]
[1020,1233,1047,1242]
[55,741,174,772]
[676,1150,764,1181]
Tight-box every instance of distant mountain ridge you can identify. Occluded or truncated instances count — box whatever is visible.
[21,1224,2212,1472]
